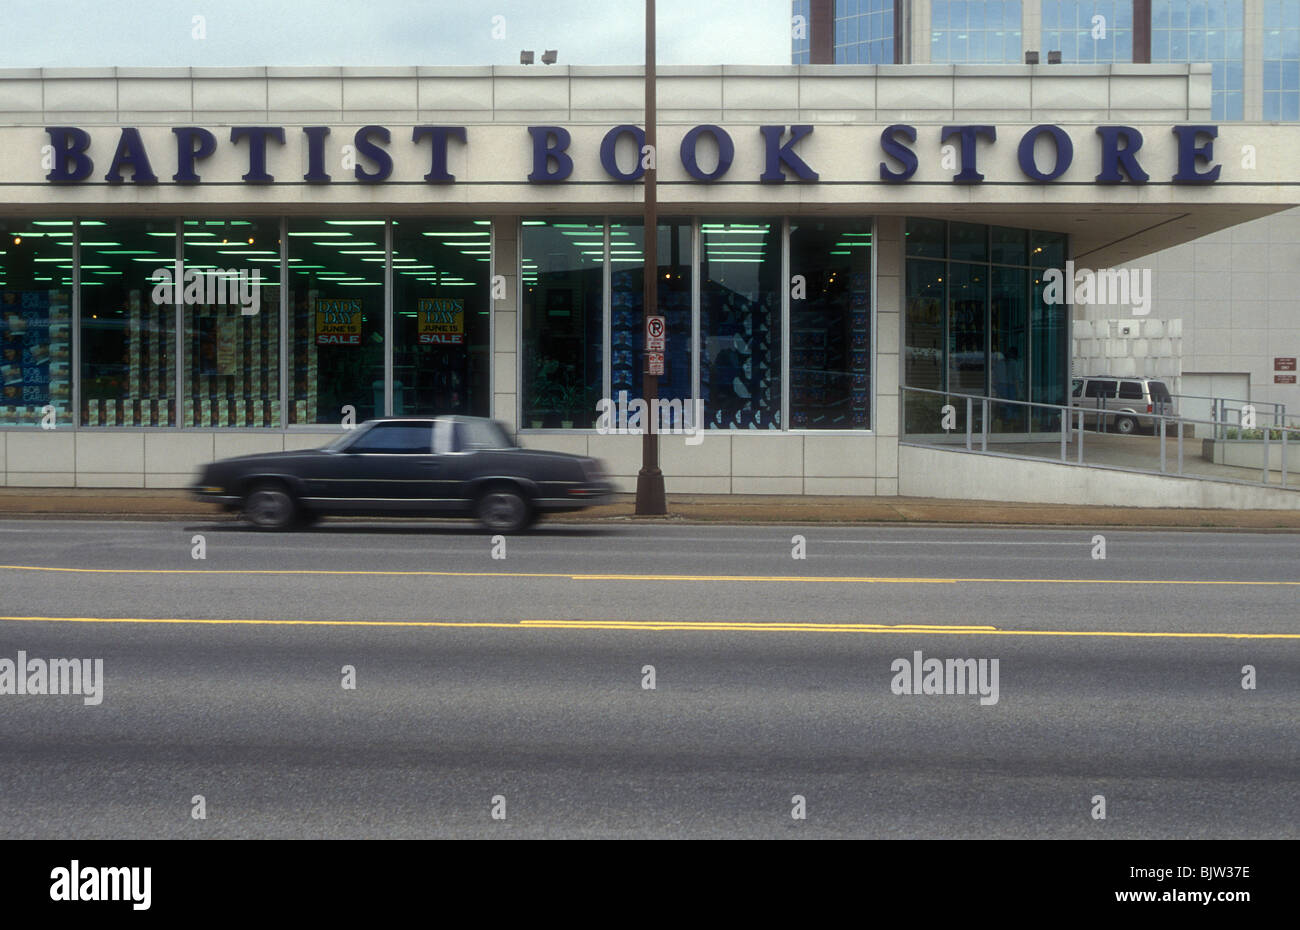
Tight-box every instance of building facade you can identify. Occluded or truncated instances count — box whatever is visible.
[0,64,1294,503]
[796,0,1300,414]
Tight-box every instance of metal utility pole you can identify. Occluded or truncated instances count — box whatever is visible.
[635,0,667,514]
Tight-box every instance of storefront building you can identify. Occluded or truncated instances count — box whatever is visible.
[0,64,1294,494]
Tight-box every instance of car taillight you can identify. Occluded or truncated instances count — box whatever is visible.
[1147,404,1153,413]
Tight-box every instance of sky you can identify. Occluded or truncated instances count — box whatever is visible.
[0,0,791,68]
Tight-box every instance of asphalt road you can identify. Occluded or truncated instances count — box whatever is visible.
[0,519,1296,838]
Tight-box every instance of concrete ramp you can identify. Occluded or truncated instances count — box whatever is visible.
[899,444,1300,511]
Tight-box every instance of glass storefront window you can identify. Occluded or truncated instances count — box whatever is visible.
[700,218,781,429]
[609,217,692,428]
[990,265,1029,431]
[950,221,989,264]
[521,218,604,428]
[392,219,491,417]
[904,218,1068,436]
[79,218,177,426]
[788,218,872,429]
[1032,271,1069,430]
[905,217,945,259]
[181,219,280,427]
[1031,230,1067,270]
[947,261,987,396]
[904,258,946,433]
[1,220,73,427]
[991,226,1028,266]
[287,219,386,425]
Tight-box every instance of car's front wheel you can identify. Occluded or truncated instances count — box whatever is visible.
[475,487,531,533]
[1114,415,1138,435]
[242,483,299,530]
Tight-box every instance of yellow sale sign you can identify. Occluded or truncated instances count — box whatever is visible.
[315,298,362,345]
[417,298,464,345]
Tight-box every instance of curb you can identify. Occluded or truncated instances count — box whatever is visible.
[0,492,1296,530]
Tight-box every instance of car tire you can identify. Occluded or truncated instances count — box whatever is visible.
[1114,415,1137,435]
[242,482,299,530]
[475,487,531,533]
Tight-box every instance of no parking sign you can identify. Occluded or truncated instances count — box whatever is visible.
[646,315,665,350]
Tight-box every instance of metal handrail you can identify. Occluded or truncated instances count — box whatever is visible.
[901,385,1296,490]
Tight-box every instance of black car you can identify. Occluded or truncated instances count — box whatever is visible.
[190,416,613,532]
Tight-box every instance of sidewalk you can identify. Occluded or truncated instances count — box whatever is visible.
[0,488,1297,529]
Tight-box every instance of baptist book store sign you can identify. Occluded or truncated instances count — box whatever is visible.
[0,64,1295,506]
[41,122,1225,186]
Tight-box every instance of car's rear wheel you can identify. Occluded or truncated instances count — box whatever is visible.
[243,483,299,530]
[475,487,531,533]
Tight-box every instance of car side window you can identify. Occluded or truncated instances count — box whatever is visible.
[1071,379,1083,398]
[347,423,433,454]
[1118,381,1144,400]
[454,420,508,452]
[1085,380,1116,399]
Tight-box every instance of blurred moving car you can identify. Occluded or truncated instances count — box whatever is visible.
[190,416,612,532]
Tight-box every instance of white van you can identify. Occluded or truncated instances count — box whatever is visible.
[1069,376,1176,435]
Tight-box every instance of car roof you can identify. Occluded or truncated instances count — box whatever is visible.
[362,415,498,424]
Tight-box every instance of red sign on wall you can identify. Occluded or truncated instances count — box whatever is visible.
[1275,357,1296,371]
[1275,374,1297,384]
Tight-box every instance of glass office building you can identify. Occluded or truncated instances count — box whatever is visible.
[795,1,1282,123]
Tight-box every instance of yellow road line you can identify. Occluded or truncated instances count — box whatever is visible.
[0,615,1296,640]
[0,563,1297,586]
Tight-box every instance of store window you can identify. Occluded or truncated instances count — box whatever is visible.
[700,218,781,429]
[788,218,872,429]
[79,218,177,426]
[1030,229,1069,426]
[904,259,945,392]
[903,218,1069,436]
[1,220,73,427]
[521,218,604,429]
[947,260,987,396]
[392,219,491,417]
[181,219,280,427]
[287,219,385,425]
[609,217,692,428]
[990,265,1028,430]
